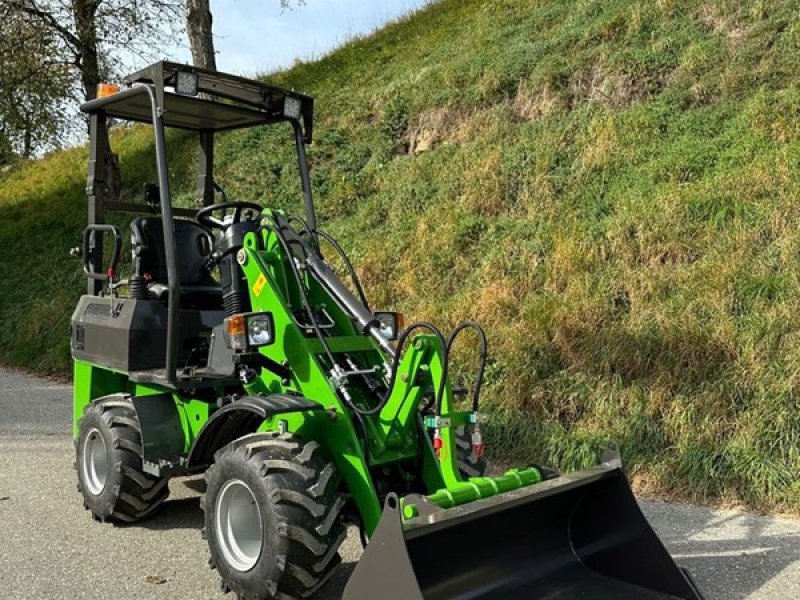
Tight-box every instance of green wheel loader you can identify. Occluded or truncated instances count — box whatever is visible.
[70,62,705,600]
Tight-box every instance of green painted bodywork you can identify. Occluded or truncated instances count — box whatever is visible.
[72,362,213,454]
[73,212,542,535]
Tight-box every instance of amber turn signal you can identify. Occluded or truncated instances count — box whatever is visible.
[96,83,120,99]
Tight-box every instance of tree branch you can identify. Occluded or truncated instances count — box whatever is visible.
[8,0,81,51]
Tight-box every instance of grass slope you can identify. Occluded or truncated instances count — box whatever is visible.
[2,0,799,512]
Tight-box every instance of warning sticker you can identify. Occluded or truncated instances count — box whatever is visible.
[252,273,267,296]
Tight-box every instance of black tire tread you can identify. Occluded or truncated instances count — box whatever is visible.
[76,395,170,523]
[455,424,489,479]
[204,432,346,600]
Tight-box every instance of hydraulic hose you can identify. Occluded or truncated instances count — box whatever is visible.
[262,214,451,419]
[286,215,371,311]
[259,215,337,368]
[343,321,449,417]
[287,214,312,237]
[284,215,397,357]
[445,321,488,413]
[314,229,371,312]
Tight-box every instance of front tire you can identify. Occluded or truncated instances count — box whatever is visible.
[76,395,170,523]
[203,432,346,600]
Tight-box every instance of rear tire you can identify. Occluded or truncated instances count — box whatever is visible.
[76,395,170,523]
[203,432,346,600]
[454,424,489,478]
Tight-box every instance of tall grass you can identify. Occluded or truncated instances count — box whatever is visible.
[1,0,799,512]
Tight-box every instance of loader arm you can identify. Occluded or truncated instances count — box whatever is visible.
[234,230,456,533]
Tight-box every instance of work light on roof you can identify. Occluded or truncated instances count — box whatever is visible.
[284,96,302,120]
[175,70,199,96]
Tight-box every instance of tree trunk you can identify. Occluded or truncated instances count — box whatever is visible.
[186,0,216,70]
[0,129,10,164]
[72,0,120,200]
[71,0,101,100]
[23,120,32,158]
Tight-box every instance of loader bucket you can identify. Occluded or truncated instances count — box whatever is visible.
[344,452,704,600]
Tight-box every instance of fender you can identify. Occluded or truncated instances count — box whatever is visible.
[130,393,186,473]
[81,393,187,477]
[187,394,323,467]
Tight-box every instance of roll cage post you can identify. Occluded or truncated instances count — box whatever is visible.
[85,113,109,298]
[293,120,318,242]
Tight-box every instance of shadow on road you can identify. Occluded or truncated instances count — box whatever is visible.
[645,501,800,599]
[139,496,203,531]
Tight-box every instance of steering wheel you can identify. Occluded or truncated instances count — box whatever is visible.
[196,201,263,230]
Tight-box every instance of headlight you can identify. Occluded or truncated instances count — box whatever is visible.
[247,314,274,346]
[373,311,405,341]
[225,312,275,351]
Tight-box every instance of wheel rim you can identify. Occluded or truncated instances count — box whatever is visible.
[82,428,108,496]
[215,479,263,572]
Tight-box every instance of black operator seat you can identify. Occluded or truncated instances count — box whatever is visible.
[130,217,222,309]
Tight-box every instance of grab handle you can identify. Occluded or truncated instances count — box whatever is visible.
[82,224,122,281]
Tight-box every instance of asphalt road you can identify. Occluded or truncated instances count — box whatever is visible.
[1,367,798,599]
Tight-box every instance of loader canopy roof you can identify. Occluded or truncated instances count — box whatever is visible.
[80,61,314,142]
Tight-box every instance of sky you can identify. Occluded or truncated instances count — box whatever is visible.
[162,0,431,75]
